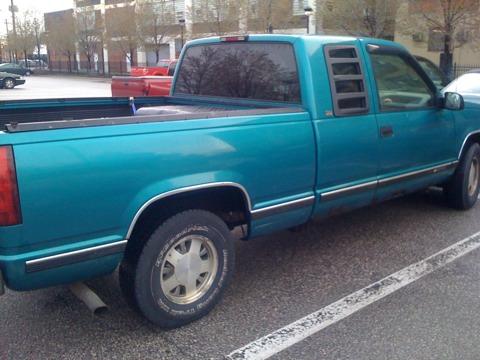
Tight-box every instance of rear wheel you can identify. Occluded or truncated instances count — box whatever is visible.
[445,143,480,210]
[120,210,235,328]
[3,78,15,89]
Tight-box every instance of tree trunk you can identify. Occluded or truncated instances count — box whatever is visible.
[440,29,454,81]
[130,48,135,67]
[68,53,72,73]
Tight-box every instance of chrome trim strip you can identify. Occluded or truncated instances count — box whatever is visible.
[320,161,458,202]
[251,196,315,220]
[377,161,458,187]
[25,240,128,273]
[126,182,252,239]
[458,131,480,159]
[321,180,377,202]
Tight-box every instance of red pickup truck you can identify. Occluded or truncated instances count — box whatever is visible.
[130,59,177,77]
[112,60,177,97]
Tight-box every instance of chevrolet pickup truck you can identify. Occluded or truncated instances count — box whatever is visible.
[0,35,478,329]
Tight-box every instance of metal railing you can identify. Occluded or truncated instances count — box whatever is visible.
[453,63,480,78]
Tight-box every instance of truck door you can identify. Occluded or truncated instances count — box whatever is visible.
[364,44,457,201]
[314,44,379,217]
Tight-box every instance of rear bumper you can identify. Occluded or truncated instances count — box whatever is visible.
[0,239,126,291]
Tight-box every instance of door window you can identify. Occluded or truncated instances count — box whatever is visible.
[370,52,434,111]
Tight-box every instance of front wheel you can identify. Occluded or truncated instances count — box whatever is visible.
[3,78,15,89]
[121,210,235,328]
[444,143,480,210]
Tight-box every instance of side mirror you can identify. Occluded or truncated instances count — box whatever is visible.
[444,92,464,111]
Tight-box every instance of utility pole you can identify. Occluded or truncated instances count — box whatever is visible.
[5,19,12,62]
[9,0,18,62]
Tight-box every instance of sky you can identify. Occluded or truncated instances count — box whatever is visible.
[1,0,72,35]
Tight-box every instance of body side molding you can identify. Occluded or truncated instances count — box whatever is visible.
[25,240,128,273]
[251,196,315,220]
[320,161,458,202]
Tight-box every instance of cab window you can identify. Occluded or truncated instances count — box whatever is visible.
[370,52,434,111]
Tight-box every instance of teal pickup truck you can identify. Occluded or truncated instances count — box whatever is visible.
[0,35,479,328]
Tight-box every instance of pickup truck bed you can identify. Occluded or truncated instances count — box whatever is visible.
[0,97,299,132]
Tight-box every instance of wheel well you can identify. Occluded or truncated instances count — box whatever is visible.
[461,133,480,159]
[123,186,250,262]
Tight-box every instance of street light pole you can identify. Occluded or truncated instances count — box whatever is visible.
[9,0,18,62]
[304,6,314,35]
[179,18,185,55]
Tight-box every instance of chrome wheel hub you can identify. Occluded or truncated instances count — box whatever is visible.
[160,235,218,305]
[468,157,479,197]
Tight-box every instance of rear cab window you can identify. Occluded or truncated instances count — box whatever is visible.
[173,42,301,103]
[324,45,370,116]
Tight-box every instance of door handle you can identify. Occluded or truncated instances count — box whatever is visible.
[380,126,394,138]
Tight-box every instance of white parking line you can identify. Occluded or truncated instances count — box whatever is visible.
[227,230,480,360]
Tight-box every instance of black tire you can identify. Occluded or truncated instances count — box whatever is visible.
[3,78,15,89]
[25,70,32,76]
[120,210,235,328]
[445,142,480,210]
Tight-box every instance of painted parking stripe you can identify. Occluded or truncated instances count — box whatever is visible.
[227,230,480,360]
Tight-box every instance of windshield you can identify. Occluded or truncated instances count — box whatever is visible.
[174,42,301,103]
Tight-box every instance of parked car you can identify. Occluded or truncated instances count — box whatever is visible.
[443,69,480,99]
[415,55,448,90]
[0,62,33,76]
[0,72,25,89]
[0,35,476,329]
[131,59,177,77]
[20,59,48,70]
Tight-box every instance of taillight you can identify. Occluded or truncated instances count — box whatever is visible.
[0,146,21,226]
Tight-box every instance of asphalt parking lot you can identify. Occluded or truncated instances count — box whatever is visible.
[0,74,111,100]
[1,76,480,359]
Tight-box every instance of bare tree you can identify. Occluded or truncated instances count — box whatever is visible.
[75,6,102,71]
[192,0,238,35]
[321,0,400,39]
[407,0,480,77]
[137,0,176,63]
[32,16,43,68]
[15,13,36,66]
[105,5,138,66]
[247,0,298,34]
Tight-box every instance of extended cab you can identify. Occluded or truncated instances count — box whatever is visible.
[0,35,479,328]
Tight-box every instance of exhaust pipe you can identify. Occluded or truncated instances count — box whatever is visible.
[69,282,108,315]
